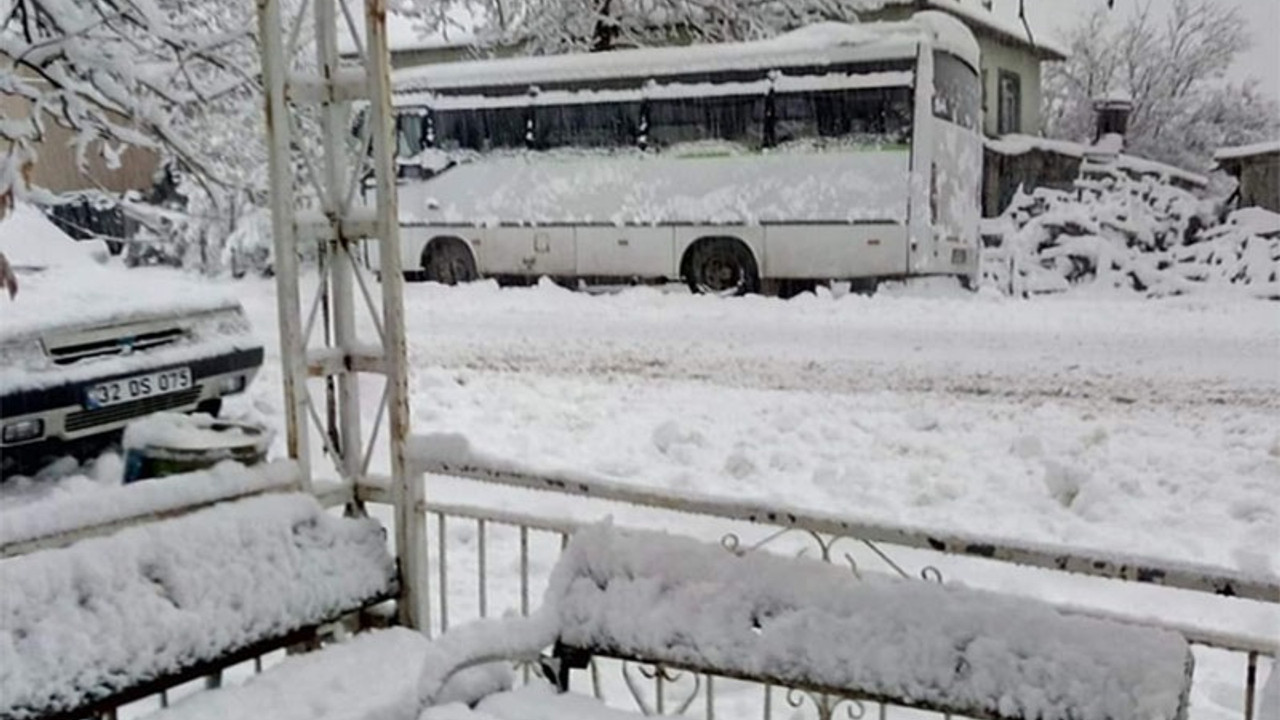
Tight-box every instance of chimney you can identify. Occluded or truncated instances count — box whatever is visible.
[1092,93,1133,143]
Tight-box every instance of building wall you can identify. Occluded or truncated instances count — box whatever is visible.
[0,76,160,196]
[983,147,1079,217]
[1236,154,1280,213]
[978,38,1042,138]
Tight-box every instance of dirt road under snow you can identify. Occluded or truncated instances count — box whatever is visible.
[381,281,1280,408]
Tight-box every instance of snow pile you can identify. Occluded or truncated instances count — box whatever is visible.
[980,177,1277,297]
[422,684,645,720]
[0,459,297,550]
[123,411,273,453]
[545,524,1194,720]
[1169,207,1280,294]
[0,492,397,719]
[147,628,428,720]
[416,613,555,705]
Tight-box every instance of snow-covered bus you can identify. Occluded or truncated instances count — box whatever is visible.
[391,11,981,294]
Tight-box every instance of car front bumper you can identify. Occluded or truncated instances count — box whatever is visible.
[0,346,264,476]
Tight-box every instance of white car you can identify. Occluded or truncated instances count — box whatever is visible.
[0,205,264,477]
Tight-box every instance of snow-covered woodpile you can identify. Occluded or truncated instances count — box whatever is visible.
[981,173,1280,297]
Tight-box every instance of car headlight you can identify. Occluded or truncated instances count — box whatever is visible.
[2,418,45,444]
[0,339,49,372]
[216,374,248,395]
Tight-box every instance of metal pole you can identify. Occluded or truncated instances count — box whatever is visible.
[363,0,429,632]
[315,0,363,486]
[257,0,312,488]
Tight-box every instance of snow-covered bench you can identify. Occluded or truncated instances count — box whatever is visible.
[421,524,1196,720]
[0,492,399,720]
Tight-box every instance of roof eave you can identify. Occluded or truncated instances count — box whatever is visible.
[970,26,1068,61]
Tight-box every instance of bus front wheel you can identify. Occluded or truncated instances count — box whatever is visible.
[685,238,759,296]
[422,238,477,285]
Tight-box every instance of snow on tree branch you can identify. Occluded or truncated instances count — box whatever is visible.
[393,0,895,55]
[0,0,258,199]
[1042,0,1279,175]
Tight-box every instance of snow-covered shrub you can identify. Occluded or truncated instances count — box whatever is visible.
[981,172,1277,298]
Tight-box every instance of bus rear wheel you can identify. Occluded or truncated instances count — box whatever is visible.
[685,238,759,296]
[422,238,477,285]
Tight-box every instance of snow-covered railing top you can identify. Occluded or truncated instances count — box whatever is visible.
[546,524,1193,720]
[406,434,1280,605]
[0,492,398,720]
[392,13,978,95]
[420,523,1193,720]
[0,460,300,558]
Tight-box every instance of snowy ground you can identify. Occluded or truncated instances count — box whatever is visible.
[222,277,1280,576]
[5,266,1278,718]
[241,275,1276,720]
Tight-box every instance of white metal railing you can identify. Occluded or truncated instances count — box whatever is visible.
[6,457,1273,720]
[400,454,1279,720]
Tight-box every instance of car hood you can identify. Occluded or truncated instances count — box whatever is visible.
[0,206,241,342]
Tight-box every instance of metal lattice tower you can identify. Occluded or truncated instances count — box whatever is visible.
[256,0,427,630]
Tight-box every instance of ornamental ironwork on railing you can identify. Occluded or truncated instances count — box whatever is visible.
[400,453,1279,720]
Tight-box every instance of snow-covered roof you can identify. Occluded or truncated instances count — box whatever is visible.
[917,0,1068,60]
[1213,140,1280,162]
[398,148,912,227]
[986,134,1208,188]
[394,16,976,94]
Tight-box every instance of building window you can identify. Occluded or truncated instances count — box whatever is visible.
[998,69,1021,135]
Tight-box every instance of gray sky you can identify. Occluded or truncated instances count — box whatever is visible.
[990,0,1280,99]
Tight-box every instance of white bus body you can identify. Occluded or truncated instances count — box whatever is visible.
[391,11,982,293]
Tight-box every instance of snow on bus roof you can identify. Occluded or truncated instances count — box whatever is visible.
[918,0,1068,60]
[393,15,978,95]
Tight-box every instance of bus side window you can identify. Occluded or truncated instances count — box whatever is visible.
[532,102,643,150]
[645,95,766,150]
[481,107,528,150]
[772,87,914,148]
[772,92,817,145]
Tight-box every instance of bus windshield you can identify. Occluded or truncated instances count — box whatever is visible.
[931,51,981,131]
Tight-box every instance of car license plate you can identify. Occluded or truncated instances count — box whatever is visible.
[84,368,193,409]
